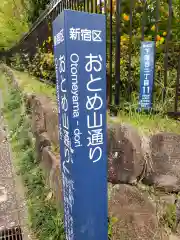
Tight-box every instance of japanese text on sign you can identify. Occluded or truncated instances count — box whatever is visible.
[69,28,102,42]
[139,41,155,110]
[58,54,75,240]
[85,54,104,163]
[142,46,151,107]
[53,9,107,240]
[54,29,64,46]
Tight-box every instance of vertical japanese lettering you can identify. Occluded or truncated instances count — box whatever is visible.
[57,53,75,239]
[139,42,155,110]
[53,10,107,240]
[85,54,104,163]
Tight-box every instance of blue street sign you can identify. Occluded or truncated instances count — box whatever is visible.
[139,41,155,111]
[53,10,108,240]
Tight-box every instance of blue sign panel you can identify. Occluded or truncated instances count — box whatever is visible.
[53,10,107,240]
[139,41,155,111]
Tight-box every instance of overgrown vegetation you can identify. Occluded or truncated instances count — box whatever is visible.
[1,73,65,240]
[0,0,52,50]
[160,203,177,230]
[3,64,179,136]
[108,217,118,239]
[13,69,56,100]
[0,0,29,49]
[27,0,51,23]
[0,70,117,239]
[8,0,180,113]
[109,109,180,135]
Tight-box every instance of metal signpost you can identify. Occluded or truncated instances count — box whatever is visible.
[139,41,155,111]
[53,10,108,240]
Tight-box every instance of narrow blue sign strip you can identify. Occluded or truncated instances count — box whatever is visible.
[53,10,108,240]
[139,41,155,111]
[53,12,73,239]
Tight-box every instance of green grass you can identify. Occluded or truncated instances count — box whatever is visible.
[13,69,56,101]
[3,66,180,136]
[0,70,115,239]
[108,110,180,135]
[0,71,65,240]
[0,73,8,99]
[160,203,177,230]
[2,67,179,239]
[6,68,180,136]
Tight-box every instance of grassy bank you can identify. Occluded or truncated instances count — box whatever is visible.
[109,110,180,135]
[0,72,65,240]
[13,69,56,101]
[11,68,180,136]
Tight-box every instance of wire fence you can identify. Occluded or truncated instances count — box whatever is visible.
[4,0,180,115]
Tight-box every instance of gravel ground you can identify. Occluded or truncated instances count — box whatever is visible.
[0,90,30,239]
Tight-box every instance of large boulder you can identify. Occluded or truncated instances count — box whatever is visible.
[31,96,47,135]
[43,101,59,146]
[27,94,59,146]
[108,184,168,240]
[35,132,51,161]
[143,133,180,192]
[107,123,144,184]
[169,235,179,240]
[41,147,63,205]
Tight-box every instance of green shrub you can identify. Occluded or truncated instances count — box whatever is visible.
[161,203,176,230]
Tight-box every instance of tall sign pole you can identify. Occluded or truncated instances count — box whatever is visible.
[53,10,108,240]
[139,41,155,111]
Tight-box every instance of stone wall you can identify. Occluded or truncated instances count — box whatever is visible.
[2,64,180,239]
[0,64,62,205]
[25,93,63,204]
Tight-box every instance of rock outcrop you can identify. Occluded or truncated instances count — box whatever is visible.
[108,184,168,240]
[107,123,144,184]
[143,133,180,192]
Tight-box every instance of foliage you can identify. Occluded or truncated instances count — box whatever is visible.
[10,34,56,83]
[27,0,51,23]
[108,217,118,239]
[10,57,55,86]
[160,203,176,230]
[0,0,29,49]
[28,46,56,83]
[2,79,65,240]
[111,108,180,135]
[105,0,180,111]
[13,70,56,100]
[9,53,26,71]
[8,0,180,113]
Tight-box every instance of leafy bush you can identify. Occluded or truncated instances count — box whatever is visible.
[28,47,56,83]
[9,0,180,113]
[0,0,28,49]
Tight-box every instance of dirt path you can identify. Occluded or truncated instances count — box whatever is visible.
[0,90,30,239]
